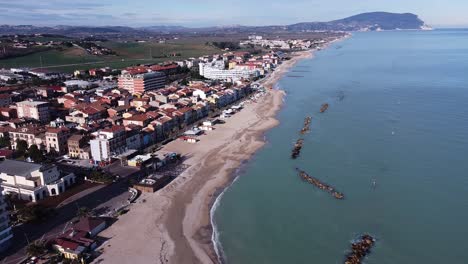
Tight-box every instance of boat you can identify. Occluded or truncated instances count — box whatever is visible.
[295,168,344,200]
[320,103,329,113]
[344,234,375,264]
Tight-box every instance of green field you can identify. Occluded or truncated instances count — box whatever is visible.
[0,39,222,73]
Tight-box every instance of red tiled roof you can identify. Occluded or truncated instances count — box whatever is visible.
[149,64,178,72]
[74,217,105,233]
[46,127,69,134]
[101,125,125,133]
[55,238,81,250]
[125,114,149,122]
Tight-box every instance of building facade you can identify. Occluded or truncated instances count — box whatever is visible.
[45,127,70,155]
[68,135,90,159]
[0,189,13,252]
[9,126,45,150]
[199,62,260,80]
[118,72,166,94]
[16,101,50,123]
[90,126,126,163]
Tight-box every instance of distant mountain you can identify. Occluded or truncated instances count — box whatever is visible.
[0,25,144,36]
[0,12,430,36]
[139,25,188,33]
[287,12,431,31]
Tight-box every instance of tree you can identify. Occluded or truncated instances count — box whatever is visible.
[180,79,189,86]
[26,241,47,257]
[17,205,52,223]
[28,144,44,163]
[0,137,10,148]
[77,206,92,219]
[48,147,59,158]
[16,139,28,155]
[6,79,18,85]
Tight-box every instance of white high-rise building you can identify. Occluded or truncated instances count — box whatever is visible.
[199,62,260,81]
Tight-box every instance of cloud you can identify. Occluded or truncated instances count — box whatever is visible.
[0,0,465,27]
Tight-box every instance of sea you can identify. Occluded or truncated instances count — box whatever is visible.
[212,29,468,264]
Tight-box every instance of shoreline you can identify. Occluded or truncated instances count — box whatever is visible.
[92,42,342,264]
[165,88,286,264]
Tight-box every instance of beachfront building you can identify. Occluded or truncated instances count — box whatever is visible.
[0,188,13,252]
[0,159,76,202]
[52,217,106,260]
[90,126,126,163]
[16,100,50,123]
[199,62,260,80]
[118,72,166,94]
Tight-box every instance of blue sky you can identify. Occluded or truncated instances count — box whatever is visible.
[0,0,466,27]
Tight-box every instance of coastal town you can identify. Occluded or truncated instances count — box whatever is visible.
[0,33,347,263]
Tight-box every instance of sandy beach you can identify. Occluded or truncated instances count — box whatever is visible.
[94,50,314,264]
[261,50,314,89]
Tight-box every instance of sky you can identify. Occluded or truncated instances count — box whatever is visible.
[0,0,467,28]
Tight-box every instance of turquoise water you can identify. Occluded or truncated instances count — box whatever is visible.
[213,30,468,264]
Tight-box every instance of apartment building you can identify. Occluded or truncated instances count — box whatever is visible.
[16,101,50,123]
[45,127,70,155]
[90,126,126,163]
[199,62,260,80]
[9,126,45,149]
[118,72,166,94]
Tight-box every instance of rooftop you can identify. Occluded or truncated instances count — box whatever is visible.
[17,100,49,107]
[0,159,42,177]
[74,217,106,233]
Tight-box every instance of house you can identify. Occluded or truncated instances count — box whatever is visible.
[122,114,150,127]
[65,105,105,125]
[0,108,17,119]
[68,134,90,159]
[53,230,94,260]
[74,217,106,237]
[0,160,76,202]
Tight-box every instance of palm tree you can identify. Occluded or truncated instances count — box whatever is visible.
[26,241,46,257]
[76,206,92,219]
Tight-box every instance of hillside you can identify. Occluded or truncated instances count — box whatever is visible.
[287,12,430,31]
[0,12,430,36]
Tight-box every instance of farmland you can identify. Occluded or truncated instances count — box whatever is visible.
[0,38,223,72]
